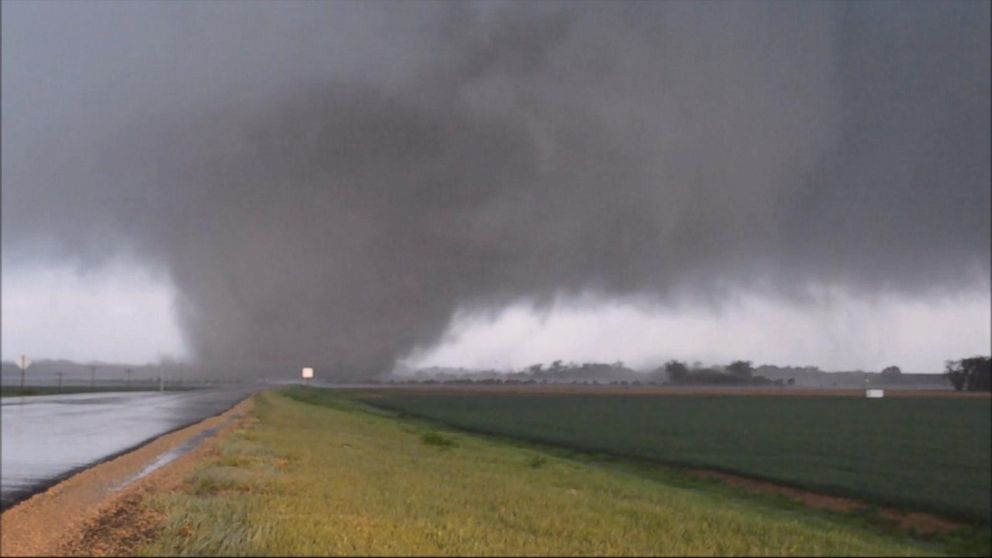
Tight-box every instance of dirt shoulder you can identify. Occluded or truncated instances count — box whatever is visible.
[685,469,964,535]
[0,396,254,557]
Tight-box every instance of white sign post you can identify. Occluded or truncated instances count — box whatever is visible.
[16,355,32,392]
[302,367,314,386]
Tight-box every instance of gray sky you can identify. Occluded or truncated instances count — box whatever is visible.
[2,1,989,376]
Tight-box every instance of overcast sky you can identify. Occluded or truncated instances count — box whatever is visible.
[2,1,989,376]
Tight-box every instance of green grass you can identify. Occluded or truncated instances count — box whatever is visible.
[137,388,960,556]
[354,392,992,525]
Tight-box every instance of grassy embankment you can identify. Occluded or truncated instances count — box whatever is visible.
[359,392,992,525]
[136,388,969,556]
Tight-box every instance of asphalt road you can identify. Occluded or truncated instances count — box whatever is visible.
[1,388,255,509]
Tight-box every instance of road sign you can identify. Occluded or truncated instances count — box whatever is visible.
[302,367,314,379]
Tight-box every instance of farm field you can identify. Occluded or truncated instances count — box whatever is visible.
[137,388,958,556]
[354,390,992,525]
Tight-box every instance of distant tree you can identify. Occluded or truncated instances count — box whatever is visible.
[665,360,690,383]
[786,378,795,386]
[527,363,544,375]
[726,360,753,380]
[944,360,968,391]
[880,366,902,382]
[961,356,991,392]
[943,358,992,391]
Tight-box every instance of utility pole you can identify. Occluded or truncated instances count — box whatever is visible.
[56,372,64,394]
[125,368,133,389]
[17,355,31,392]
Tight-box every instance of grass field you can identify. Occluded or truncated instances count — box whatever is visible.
[136,389,984,556]
[354,391,992,525]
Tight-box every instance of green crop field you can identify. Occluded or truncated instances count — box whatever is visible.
[355,391,992,525]
[140,389,968,556]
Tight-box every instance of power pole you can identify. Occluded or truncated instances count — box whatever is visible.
[125,368,133,389]
[17,355,31,392]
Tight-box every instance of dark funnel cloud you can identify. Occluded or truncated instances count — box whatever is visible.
[3,1,989,378]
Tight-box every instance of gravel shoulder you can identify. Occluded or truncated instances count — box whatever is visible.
[0,396,254,557]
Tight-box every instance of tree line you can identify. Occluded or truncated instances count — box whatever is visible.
[394,356,990,391]
[658,360,792,386]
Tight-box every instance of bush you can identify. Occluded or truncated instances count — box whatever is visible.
[527,455,548,468]
[420,432,456,448]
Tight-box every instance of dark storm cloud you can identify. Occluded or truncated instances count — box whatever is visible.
[3,1,989,377]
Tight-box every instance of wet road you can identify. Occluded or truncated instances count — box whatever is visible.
[1,388,255,509]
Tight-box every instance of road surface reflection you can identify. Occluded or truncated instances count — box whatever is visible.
[1,388,254,509]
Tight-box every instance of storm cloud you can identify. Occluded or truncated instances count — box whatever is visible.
[3,1,989,377]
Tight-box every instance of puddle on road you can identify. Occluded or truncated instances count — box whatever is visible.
[112,421,228,492]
